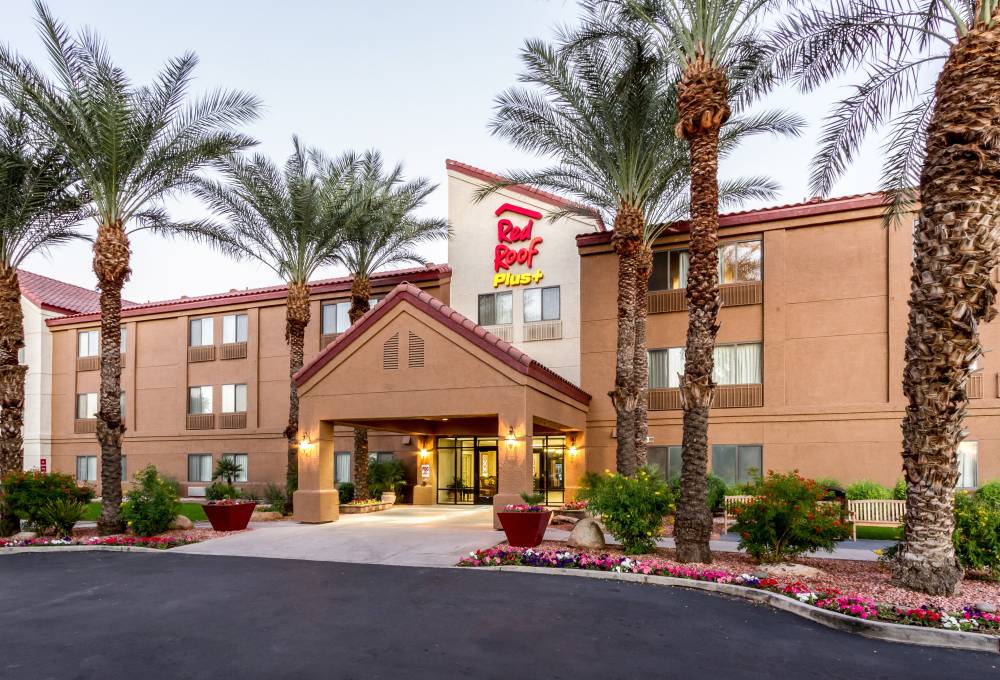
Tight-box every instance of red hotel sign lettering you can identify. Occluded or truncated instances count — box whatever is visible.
[492,202,545,288]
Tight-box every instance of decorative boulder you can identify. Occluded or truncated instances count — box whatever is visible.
[758,562,827,580]
[568,517,606,550]
[169,515,194,530]
[250,511,283,522]
[11,531,37,541]
[975,601,998,614]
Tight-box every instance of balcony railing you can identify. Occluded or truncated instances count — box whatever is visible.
[320,332,340,349]
[969,372,984,399]
[483,324,514,343]
[648,384,763,411]
[648,281,763,315]
[219,412,247,429]
[220,342,247,360]
[188,345,216,363]
[186,413,215,430]
[523,320,563,342]
[74,418,97,434]
[76,355,100,372]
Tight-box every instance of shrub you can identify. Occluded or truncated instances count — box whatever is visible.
[337,482,355,504]
[579,467,673,554]
[37,499,87,537]
[668,473,728,513]
[976,481,1000,508]
[205,481,239,501]
[214,457,244,485]
[845,480,892,500]
[121,466,180,537]
[1,471,93,530]
[731,471,850,563]
[263,482,288,515]
[892,478,907,500]
[953,491,1000,579]
[368,459,406,498]
[814,477,843,492]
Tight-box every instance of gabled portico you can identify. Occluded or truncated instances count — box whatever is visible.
[292,283,591,526]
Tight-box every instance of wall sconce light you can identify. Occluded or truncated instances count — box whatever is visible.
[298,434,314,452]
[419,448,430,459]
[568,439,579,457]
[505,426,517,448]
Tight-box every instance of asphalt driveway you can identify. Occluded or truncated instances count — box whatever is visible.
[0,551,995,680]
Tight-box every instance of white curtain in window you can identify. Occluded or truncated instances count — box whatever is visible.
[648,350,669,389]
[735,343,762,384]
[335,452,351,483]
[676,251,689,288]
[713,345,736,385]
[667,347,685,388]
[223,453,248,482]
[957,441,978,488]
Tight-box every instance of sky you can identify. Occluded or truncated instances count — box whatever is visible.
[2,0,898,303]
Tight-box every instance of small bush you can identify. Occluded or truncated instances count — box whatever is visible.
[579,467,673,554]
[731,471,850,563]
[954,491,1000,579]
[37,498,86,537]
[814,478,843,492]
[976,481,1000,508]
[121,466,180,537]
[727,480,759,496]
[337,482,355,504]
[263,482,288,515]
[368,459,406,498]
[845,480,892,500]
[668,473,728,513]
[205,481,239,501]
[1,471,93,530]
[892,478,907,500]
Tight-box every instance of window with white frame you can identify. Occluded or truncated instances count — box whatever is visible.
[76,392,98,419]
[76,455,96,482]
[523,286,560,322]
[719,240,762,284]
[335,452,351,483]
[478,291,513,326]
[648,343,762,389]
[221,384,247,413]
[189,317,214,347]
[78,330,99,357]
[648,446,683,482]
[187,454,213,482]
[187,386,213,414]
[321,301,350,335]
[222,313,248,344]
[648,249,689,291]
[712,445,763,486]
[222,453,248,482]
[957,441,978,489]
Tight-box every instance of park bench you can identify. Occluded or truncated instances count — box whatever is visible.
[846,499,906,541]
[722,495,754,533]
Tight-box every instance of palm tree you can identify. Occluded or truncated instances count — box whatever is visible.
[192,138,349,512]
[0,2,260,533]
[0,104,88,535]
[327,150,448,499]
[768,0,1000,595]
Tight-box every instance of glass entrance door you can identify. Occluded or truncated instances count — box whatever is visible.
[532,435,566,505]
[436,437,499,505]
[476,446,498,505]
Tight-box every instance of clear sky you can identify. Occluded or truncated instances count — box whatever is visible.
[2,0,897,303]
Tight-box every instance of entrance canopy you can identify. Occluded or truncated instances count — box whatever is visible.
[292,283,590,524]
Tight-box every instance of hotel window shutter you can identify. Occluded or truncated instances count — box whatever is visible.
[383,332,400,370]
[408,331,424,368]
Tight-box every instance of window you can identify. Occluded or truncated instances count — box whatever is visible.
[648,446,683,482]
[188,386,213,414]
[222,314,248,344]
[189,318,213,347]
[78,330,99,357]
[222,453,248,483]
[76,455,96,482]
[321,301,350,335]
[712,445,762,486]
[524,286,560,322]
[719,240,762,284]
[221,384,247,413]
[121,455,127,480]
[335,452,351,483]
[957,441,978,489]
[187,454,213,482]
[648,347,687,389]
[76,393,98,419]
[648,343,761,388]
[120,326,127,348]
[648,249,689,291]
[120,391,126,421]
[17,347,25,364]
[369,452,395,465]
[478,292,513,326]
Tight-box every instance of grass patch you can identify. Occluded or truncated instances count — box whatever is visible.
[854,525,902,541]
[82,502,207,523]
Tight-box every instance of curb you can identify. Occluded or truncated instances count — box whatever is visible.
[475,565,999,654]
[0,545,170,555]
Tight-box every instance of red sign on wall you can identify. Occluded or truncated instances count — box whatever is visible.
[39,458,47,473]
[492,202,545,288]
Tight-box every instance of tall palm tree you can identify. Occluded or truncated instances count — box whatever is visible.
[192,138,350,513]
[0,104,88,535]
[768,0,1000,595]
[327,151,448,499]
[0,2,260,533]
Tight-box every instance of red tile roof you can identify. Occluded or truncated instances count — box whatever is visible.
[18,269,137,315]
[294,282,591,405]
[575,192,891,247]
[446,159,607,231]
[45,264,452,327]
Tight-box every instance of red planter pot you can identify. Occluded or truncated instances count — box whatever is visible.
[203,502,257,531]
[498,510,552,548]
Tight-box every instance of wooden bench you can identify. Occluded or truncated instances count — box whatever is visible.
[722,495,754,533]
[847,499,906,541]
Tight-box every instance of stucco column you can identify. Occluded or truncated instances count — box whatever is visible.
[564,431,586,502]
[294,419,339,523]
[493,406,533,529]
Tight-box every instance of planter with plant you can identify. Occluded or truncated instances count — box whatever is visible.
[369,459,406,505]
[203,458,255,531]
[497,492,552,548]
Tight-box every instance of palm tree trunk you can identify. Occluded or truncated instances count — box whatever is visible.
[0,265,27,535]
[349,275,371,499]
[674,64,729,564]
[891,16,1000,595]
[93,222,130,535]
[283,281,311,514]
[610,204,643,477]
[632,246,652,470]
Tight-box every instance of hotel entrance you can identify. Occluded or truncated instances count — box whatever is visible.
[436,437,499,505]
[532,435,566,505]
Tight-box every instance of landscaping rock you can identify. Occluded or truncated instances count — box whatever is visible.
[552,514,580,525]
[251,511,284,522]
[974,601,997,613]
[758,563,827,580]
[11,532,36,541]
[568,517,606,550]
[169,515,194,530]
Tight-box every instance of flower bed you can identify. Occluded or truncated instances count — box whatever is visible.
[339,499,392,514]
[0,527,240,550]
[459,546,1000,635]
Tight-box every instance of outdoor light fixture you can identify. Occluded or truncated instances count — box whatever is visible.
[568,441,578,457]
[298,434,314,451]
[505,426,517,447]
[419,448,430,459]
